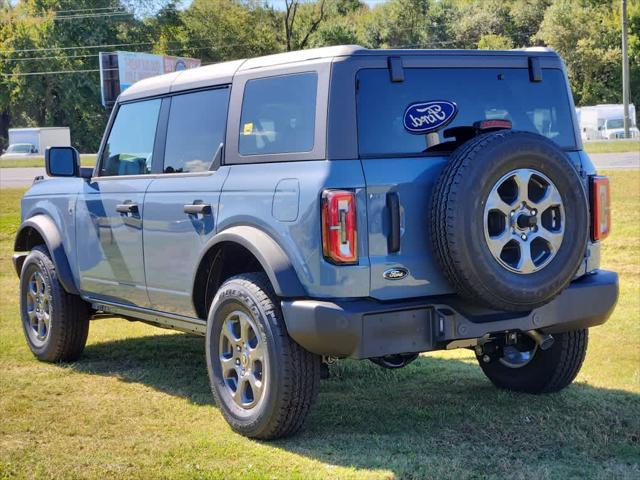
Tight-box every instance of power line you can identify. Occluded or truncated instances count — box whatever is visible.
[12,11,131,21]
[4,52,107,62]
[52,12,131,21]
[1,62,216,76]
[48,6,125,14]
[1,68,117,77]
[0,38,256,57]
[2,45,233,62]
[0,41,157,55]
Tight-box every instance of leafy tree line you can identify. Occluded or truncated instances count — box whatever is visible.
[1,0,638,152]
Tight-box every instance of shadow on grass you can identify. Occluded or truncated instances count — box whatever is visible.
[75,332,640,478]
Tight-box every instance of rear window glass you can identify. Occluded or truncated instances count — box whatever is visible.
[239,73,317,156]
[357,68,576,156]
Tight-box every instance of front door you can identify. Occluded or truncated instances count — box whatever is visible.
[77,97,162,307]
[143,87,231,317]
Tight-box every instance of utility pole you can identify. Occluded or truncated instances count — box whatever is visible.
[622,0,630,138]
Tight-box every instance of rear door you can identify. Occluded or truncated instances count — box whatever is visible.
[355,58,579,300]
[143,87,230,317]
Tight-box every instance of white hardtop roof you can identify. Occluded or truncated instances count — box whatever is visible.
[119,45,363,102]
[118,44,559,102]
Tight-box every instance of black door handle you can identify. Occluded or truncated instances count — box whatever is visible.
[116,202,138,214]
[387,192,401,253]
[184,202,212,215]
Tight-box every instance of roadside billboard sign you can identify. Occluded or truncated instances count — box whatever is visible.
[99,51,201,108]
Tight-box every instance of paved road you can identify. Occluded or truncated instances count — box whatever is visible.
[1,152,638,189]
[588,151,639,169]
[0,167,47,189]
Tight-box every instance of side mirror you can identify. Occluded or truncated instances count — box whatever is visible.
[45,146,80,177]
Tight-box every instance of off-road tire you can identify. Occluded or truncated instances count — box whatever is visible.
[19,245,90,362]
[205,273,321,439]
[479,329,588,393]
[431,130,589,311]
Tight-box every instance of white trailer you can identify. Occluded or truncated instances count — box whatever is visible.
[5,127,71,155]
[577,104,639,140]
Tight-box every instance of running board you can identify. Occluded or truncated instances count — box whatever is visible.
[87,298,207,335]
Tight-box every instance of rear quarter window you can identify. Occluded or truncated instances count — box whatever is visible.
[239,73,317,156]
[356,68,576,157]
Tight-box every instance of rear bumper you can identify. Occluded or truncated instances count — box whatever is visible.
[281,270,618,359]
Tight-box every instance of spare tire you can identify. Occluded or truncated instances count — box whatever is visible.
[430,130,589,312]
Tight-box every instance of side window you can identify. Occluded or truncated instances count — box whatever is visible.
[239,72,317,156]
[100,99,161,176]
[163,88,229,173]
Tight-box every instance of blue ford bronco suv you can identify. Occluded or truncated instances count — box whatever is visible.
[14,46,618,439]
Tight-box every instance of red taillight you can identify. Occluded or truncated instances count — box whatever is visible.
[591,176,611,241]
[321,189,358,264]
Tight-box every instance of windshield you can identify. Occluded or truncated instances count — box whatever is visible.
[7,143,33,153]
[606,119,624,129]
[356,68,577,156]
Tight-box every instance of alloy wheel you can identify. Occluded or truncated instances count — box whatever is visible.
[218,310,267,410]
[24,270,51,347]
[484,168,565,274]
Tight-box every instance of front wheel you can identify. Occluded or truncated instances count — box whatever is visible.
[205,273,321,439]
[19,245,90,362]
[478,329,588,393]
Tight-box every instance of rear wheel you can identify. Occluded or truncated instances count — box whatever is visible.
[206,273,321,439]
[478,329,588,393]
[19,245,90,362]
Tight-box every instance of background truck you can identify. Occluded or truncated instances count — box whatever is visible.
[2,127,71,158]
[576,104,639,140]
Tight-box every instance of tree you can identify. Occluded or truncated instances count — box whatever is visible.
[360,0,438,49]
[182,0,281,62]
[536,0,639,110]
[450,0,513,48]
[0,0,131,151]
[478,33,514,49]
[284,0,327,51]
[508,0,552,47]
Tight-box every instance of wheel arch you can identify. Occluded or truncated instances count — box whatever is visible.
[192,226,306,319]
[14,215,80,295]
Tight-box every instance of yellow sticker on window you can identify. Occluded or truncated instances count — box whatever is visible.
[243,122,253,135]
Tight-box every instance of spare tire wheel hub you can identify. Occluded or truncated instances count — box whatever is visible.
[484,168,565,274]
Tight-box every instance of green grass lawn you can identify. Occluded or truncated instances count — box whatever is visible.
[584,140,640,154]
[0,171,639,479]
[0,154,96,169]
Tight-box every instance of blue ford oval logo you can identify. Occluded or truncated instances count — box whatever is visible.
[383,268,409,280]
[403,100,458,135]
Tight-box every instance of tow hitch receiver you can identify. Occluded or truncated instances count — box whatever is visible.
[475,331,554,365]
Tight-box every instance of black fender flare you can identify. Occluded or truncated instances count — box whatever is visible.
[195,226,307,299]
[14,215,80,295]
